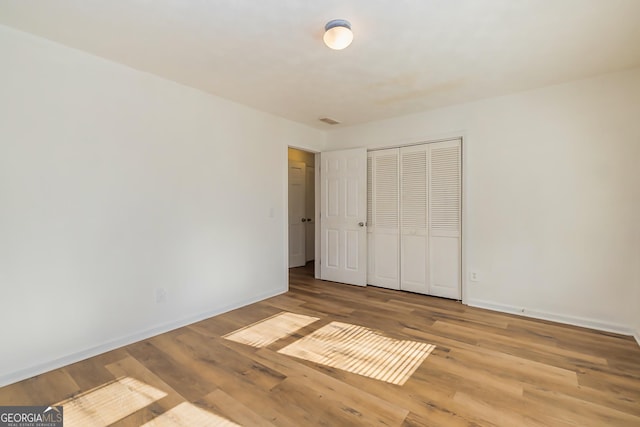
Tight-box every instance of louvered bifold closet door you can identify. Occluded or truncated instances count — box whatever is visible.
[399,145,429,294]
[428,139,461,299]
[367,149,400,289]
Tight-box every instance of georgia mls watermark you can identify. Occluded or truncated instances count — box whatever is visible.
[0,406,63,427]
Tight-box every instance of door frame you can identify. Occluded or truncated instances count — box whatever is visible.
[286,146,321,275]
[288,160,307,267]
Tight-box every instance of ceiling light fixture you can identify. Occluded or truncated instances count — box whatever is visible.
[323,19,353,50]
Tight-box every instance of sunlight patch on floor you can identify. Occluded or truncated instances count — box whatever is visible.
[223,311,319,348]
[56,376,167,426]
[278,321,435,385]
[142,402,240,427]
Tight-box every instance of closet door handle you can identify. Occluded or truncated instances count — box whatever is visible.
[301,218,307,222]
[358,222,365,227]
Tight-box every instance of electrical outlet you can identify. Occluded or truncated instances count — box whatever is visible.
[155,288,167,303]
[469,271,479,282]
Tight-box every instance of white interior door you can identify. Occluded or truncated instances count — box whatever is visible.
[288,160,306,268]
[320,148,367,286]
[367,149,400,289]
[428,139,461,299]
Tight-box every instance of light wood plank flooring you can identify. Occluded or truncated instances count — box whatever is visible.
[1,264,639,426]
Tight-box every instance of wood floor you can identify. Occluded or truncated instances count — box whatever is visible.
[1,263,639,426]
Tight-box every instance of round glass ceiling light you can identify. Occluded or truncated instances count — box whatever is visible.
[323,19,353,50]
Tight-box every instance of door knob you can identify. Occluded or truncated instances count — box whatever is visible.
[358,222,365,227]
[306,218,312,222]
[301,218,307,222]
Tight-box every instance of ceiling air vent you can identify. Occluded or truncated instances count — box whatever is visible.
[319,117,341,125]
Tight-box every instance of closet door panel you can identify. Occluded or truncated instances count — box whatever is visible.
[367,150,400,289]
[428,139,461,299]
[367,155,375,281]
[400,145,429,294]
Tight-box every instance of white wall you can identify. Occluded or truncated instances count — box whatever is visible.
[327,68,640,336]
[0,25,325,386]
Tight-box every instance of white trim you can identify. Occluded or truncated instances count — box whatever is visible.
[283,143,291,286]
[466,299,636,337]
[314,152,321,279]
[0,287,286,388]
[459,134,468,304]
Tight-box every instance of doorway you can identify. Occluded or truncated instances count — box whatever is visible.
[288,147,316,268]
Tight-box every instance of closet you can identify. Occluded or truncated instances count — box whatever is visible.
[367,139,461,299]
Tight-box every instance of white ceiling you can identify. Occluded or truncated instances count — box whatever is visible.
[1,1,639,129]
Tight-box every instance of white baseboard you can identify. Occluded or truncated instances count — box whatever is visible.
[0,287,286,388]
[465,299,636,339]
